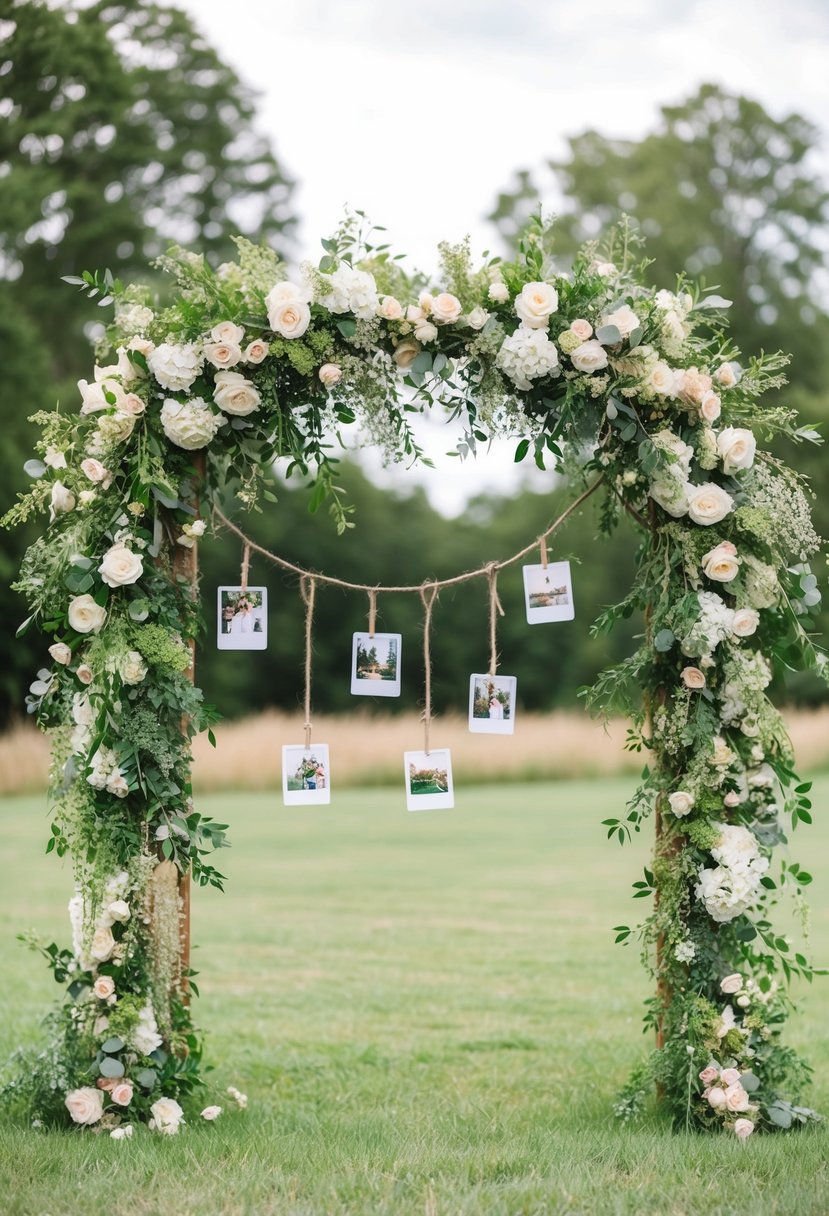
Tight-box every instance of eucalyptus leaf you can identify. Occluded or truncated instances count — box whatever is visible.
[99,1055,125,1078]
[768,1104,792,1128]
[627,326,643,349]
[740,1072,760,1093]
[654,629,675,652]
[23,459,47,479]
[694,294,732,311]
[128,601,150,622]
[596,324,621,346]
[136,1068,158,1088]
[101,1035,125,1053]
[411,352,433,375]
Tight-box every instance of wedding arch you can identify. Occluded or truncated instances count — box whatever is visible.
[4,214,826,1138]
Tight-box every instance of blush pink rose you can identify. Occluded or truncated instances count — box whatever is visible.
[734,1118,754,1140]
[699,1066,719,1086]
[111,1081,134,1107]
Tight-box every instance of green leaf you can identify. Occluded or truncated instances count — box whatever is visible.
[596,324,621,345]
[336,319,357,339]
[101,1036,125,1053]
[768,1104,792,1129]
[653,628,675,652]
[740,1072,760,1093]
[99,1055,125,1078]
[136,1068,158,1088]
[627,326,643,349]
[514,438,530,463]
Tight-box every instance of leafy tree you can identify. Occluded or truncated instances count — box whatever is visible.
[0,0,295,722]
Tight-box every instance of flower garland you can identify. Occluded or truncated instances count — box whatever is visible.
[2,215,826,1138]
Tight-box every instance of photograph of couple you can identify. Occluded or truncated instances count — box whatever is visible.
[216,586,268,650]
[469,674,517,735]
[282,744,331,806]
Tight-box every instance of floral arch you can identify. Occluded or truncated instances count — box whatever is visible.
[3,214,826,1138]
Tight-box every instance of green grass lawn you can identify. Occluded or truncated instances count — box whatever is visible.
[1,777,828,1215]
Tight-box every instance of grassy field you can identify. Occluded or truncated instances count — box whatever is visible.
[0,777,827,1215]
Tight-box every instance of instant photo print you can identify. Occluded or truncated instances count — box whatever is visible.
[404,749,454,812]
[351,632,402,697]
[468,674,517,735]
[282,744,331,806]
[522,561,575,624]
[217,585,268,650]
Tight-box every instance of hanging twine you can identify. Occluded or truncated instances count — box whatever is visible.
[367,588,378,638]
[239,541,251,593]
[299,576,317,750]
[486,563,505,677]
[419,582,439,755]
[539,535,548,570]
[213,476,605,597]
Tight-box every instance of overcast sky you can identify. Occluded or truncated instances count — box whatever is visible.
[171,0,829,513]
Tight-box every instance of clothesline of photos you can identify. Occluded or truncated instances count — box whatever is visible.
[212,476,603,811]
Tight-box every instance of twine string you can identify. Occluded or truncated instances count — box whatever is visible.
[299,576,317,750]
[486,563,504,677]
[240,542,251,594]
[213,477,604,596]
[419,582,439,755]
[367,588,377,638]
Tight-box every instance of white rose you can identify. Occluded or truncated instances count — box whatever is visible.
[94,975,116,1000]
[160,398,223,450]
[731,608,760,638]
[318,363,342,388]
[600,304,640,338]
[700,391,722,423]
[65,1087,104,1125]
[515,281,559,329]
[393,339,421,369]
[211,321,245,345]
[91,926,115,962]
[50,481,76,519]
[201,1105,223,1120]
[81,459,110,484]
[406,304,425,324]
[98,543,143,588]
[466,306,489,330]
[649,362,678,396]
[377,295,404,321]
[668,791,695,818]
[107,899,130,924]
[414,320,438,343]
[150,1096,185,1135]
[119,650,147,684]
[212,371,261,417]
[76,664,93,685]
[707,1087,727,1109]
[716,362,739,388]
[720,973,742,994]
[96,412,136,445]
[244,339,269,364]
[269,298,311,340]
[203,341,242,370]
[702,542,740,582]
[431,292,463,324]
[148,343,203,392]
[723,791,741,808]
[488,282,509,304]
[49,642,72,665]
[717,426,756,474]
[569,339,608,374]
[68,594,107,634]
[78,377,126,414]
[682,666,706,690]
[686,483,734,526]
[121,393,145,417]
[266,280,310,310]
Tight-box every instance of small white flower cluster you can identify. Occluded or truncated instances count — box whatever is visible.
[496,325,560,391]
[87,745,128,799]
[695,823,768,923]
[132,1002,163,1057]
[654,289,693,358]
[674,938,697,962]
[681,592,739,659]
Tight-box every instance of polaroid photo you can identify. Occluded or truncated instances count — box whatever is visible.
[351,632,402,698]
[522,561,575,624]
[217,586,268,650]
[404,749,454,812]
[468,674,517,735]
[282,744,331,806]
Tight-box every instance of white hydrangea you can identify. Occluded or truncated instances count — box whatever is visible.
[160,398,224,450]
[739,555,780,610]
[495,325,559,390]
[148,342,203,392]
[674,939,697,963]
[696,822,768,923]
[681,591,735,658]
[133,1003,163,1056]
[319,265,379,320]
[115,303,154,335]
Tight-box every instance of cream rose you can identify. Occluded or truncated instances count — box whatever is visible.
[98,543,143,588]
[600,304,640,338]
[93,975,116,1000]
[668,790,695,818]
[211,321,245,345]
[725,1084,750,1112]
[570,318,592,341]
[431,292,463,324]
[120,393,146,417]
[393,339,421,369]
[570,339,608,374]
[150,1096,185,1135]
[111,1081,134,1107]
[377,295,404,321]
[720,1067,741,1086]
[50,482,76,518]
[466,306,489,330]
[515,281,559,329]
[65,1087,104,1125]
[418,291,434,314]
[90,926,115,962]
[716,362,738,388]
[717,426,756,473]
[212,371,261,417]
[686,483,733,526]
[108,899,130,922]
[160,398,222,450]
[734,1118,754,1140]
[701,541,740,582]
[203,341,242,370]
[81,459,110,484]
[76,664,93,685]
[699,391,722,423]
[682,666,706,690]
[488,281,509,304]
[49,642,72,665]
[679,367,713,405]
[649,362,678,395]
[244,339,269,364]
[731,608,759,638]
[119,650,147,684]
[318,363,342,388]
[201,1105,222,1120]
[720,973,742,994]
[414,320,438,343]
[68,594,107,634]
[707,1087,727,1109]
[269,298,310,340]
